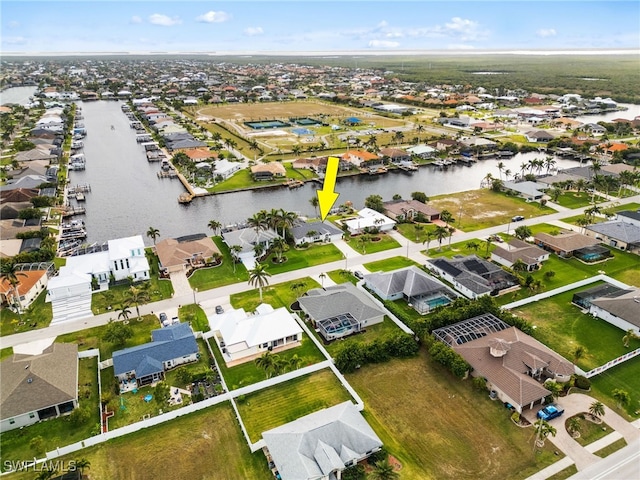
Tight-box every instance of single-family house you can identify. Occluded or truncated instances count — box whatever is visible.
[364,266,458,314]
[262,401,383,480]
[213,159,242,180]
[291,220,343,246]
[383,199,440,222]
[584,221,640,253]
[491,239,550,271]
[433,314,574,413]
[298,283,386,341]
[571,283,631,310]
[525,130,555,143]
[344,208,395,235]
[616,210,640,227]
[534,230,603,258]
[342,150,381,168]
[502,181,547,201]
[405,144,436,159]
[426,255,519,299]
[251,162,286,180]
[0,269,49,312]
[208,303,303,366]
[222,227,280,269]
[155,234,221,273]
[1,343,78,432]
[112,323,199,392]
[379,148,411,164]
[589,288,640,334]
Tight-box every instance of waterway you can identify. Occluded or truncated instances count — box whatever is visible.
[70,100,592,245]
[0,86,38,106]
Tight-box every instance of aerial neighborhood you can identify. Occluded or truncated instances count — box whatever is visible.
[1,53,640,480]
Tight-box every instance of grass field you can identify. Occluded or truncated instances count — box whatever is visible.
[262,243,343,275]
[1,357,99,473]
[564,416,612,447]
[346,352,560,480]
[346,233,401,254]
[326,269,358,285]
[395,222,439,243]
[3,403,271,480]
[189,237,249,290]
[315,316,406,355]
[364,256,419,272]
[1,289,52,337]
[91,277,173,315]
[236,369,354,443]
[588,359,640,419]
[553,192,607,209]
[231,277,320,313]
[594,437,627,458]
[427,189,555,231]
[178,304,210,332]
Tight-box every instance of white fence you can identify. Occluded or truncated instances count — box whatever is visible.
[584,348,640,378]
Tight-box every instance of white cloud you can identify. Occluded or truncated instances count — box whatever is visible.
[244,27,264,36]
[130,16,142,24]
[404,17,487,42]
[537,28,557,38]
[149,14,181,27]
[196,11,231,23]
[368,40,400,49]
[3,36,26,45]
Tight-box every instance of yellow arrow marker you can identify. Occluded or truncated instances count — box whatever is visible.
[317,156,340,221]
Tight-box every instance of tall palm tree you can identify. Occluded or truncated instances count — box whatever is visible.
[248,263,271,302]
[117,302,132,321]
[146,227,160,245]
[423,230,433,252]
[370,458,399,480]
[497,161,505,180]
[75,458,91,478]
[0,261,27,314]
[544,156,557,174]
[533,419,557,447]
[434,226,449,251]
[127,285,150,318]
[309,196,319,217]
[248,211,268,235]
[230,245,242,273]
[270,237,287,263]
[447,226,455,247]
[279,209,298,238]
[589,401,605,421]
[207,219,221,236]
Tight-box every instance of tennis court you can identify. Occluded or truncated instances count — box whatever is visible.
[244,120,291,129]
[292,127,314,135]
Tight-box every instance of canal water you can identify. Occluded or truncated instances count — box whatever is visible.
[0,86,38,106]
[69,101,593,244]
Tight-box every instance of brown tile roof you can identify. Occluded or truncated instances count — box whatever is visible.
[251,163,286,175]
[534,230,600,253]
[1,343,78,419]
[491,239,547,266]
[155,236,221,270]
[0,270,47,298]
[383,199,440,218]
[184,148,217,161]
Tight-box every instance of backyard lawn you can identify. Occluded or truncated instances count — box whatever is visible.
[91,277,173,315]
[424,237,496,259]
[553,191,607,209]
[262,243,343,275]
[189,237,249,290]
[326,269,358,285]
[364,256,419,272]
[207,168,284,193]
[346,352,560,480]
[1,357,100,473]
[178,304,210,332]
[236,369,354,443]
[589,359,640,419]
[345,233,401,254]
[230,277,320,313]
[0,289,52,337]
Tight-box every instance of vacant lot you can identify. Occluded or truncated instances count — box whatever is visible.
[346,352,559,480]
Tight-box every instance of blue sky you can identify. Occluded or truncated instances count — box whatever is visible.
[2,1,639,53]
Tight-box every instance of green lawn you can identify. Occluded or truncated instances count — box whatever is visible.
[565,415,612,447]
[209,333,326,390]
[588,359,640,419]
[347,352,560,480]
[511,289,640,371]
[178,304,210,332]
[1,357,100,473]
[395,222,438,244]
[189,237,249,290]
[207,168,285,193]
[91,277,173,315]
[594,438,627,458]
[57,314,159,360]
[284,162,317,180]
[346,233,401,254]
[261,243,343,275]
[1,289,52,337]
[236,369,354,443]
[546,464,578,480]
[553,192,607,209]
[562,202,640,226]
[230,277,320,313]
[316,316,406,355]
[364,256,419,272]
[326,269,358,285]
[424,237,496,259]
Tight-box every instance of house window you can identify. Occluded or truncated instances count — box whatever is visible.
[29,413,35,419]
[262,343,269,348]
[126,259,130,268]
[9,419,15,424]
[114,261,118,271]
[120,259,124,269]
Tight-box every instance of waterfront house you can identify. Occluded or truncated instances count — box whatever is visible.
[262,401,383,480]
[491,239,550,271]
[113,323,199,392]
[525,130,555,143]
[342,150,380,168]
[0,269,49,312]
[222,227,280,269]
[251,162,286,180]
[379,147,411,164]
[213,159,242,180]
[297,283,385,342]
[291,220,343,246]
[426,255,519,299]
[383,199,440,222]
[208,303,303,366]
[406,144,436,159]
[155,234,221,273]
[344,208,395,235]
[433,314,574,413]
[1,343,78,432]
[365,266,458,314]
[502,181,547,201]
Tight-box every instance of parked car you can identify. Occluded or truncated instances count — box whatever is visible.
[159,312,167,322]
[354,271,364,280]
[512,215,525,222]
[537,404,564,421]
[215,305,224,314]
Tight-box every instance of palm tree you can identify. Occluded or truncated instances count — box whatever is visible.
[572,345,586,364]
[440,209,454,227]
[127,285,150,318]
[117,302,132,321]
[423,230,433,252]
[465,240,479,252]
[309,196,319,217]
[146,227,160,245]
[612,388,630,409]
[370,458,399,480]
[544,380,563,399]
[75,458,91,478]
[255,351,277,378]
[247,211,267,235]
[287,354,302,371]
[318,272,326,288]
[497,161,505,180]
[414,224,424,241]
[484,237,493,257]
[434,226,449,251]
[207,219,222,236]
[567,416,582,437]
[289,280,307,298]
[230,245,242,273]
[270,237,287,263]
[447,226,455,247]
[533,419,557,447]
[589,401,605,421]
[544,156,556,174]
[357,234,370,254]
[622,329,640,348]
[280,209,298,238]
[514,225,532,240]
[253,243,265,260]
[0,261,27,315]
[248,263,271,302]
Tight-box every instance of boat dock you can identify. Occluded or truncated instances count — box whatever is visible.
[67,184,92,194]
[286,179,304,189]
[61,206,86,217]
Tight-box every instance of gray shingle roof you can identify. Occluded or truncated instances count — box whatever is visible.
[262,402,382,480]
[591,288,640,327]
[291,220,342,240]
[586,221,640,244]
[365,266,451,298]
[298,283,385,324]
[112,323,198,376]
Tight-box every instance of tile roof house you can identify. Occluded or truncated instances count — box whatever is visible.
[112,323,199,392]
[298,283,385,341]
[251,162,286,180]
[589,288,640,334]
[379,147,411,164]
[222,227,280,269]
[262,401,383,480]
[383,199,440,222]
[208,303,303,366]
[433,314,574,413]
[155,234,221,273]
[341,150,380,168]
[584,221,640,254]
[525,130,555,143]
[534,230,601,257]
[0,269,49,312]
[426,255,519,299]
[364,266,458,314]
[491,238,550,271]
[1,343,78,432]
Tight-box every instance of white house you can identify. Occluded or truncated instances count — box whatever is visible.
[291,220,343,246]
[46,270,93,323]
[213,159,242,180]
[589,288,640,335]
[344,208,395,235]
[222,227,280,269]
[208,304,303,366]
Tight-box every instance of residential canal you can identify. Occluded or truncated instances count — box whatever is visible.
[0,86,38,106]
[71,100,590,244]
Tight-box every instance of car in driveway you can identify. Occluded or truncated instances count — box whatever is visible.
[159,312,167,323]
[537,404,564,421]
[215,305,224,314]
[353,271,364,280]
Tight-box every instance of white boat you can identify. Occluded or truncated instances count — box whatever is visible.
[76,192,86,201]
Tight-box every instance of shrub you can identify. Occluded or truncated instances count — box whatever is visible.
[574,375,591,390]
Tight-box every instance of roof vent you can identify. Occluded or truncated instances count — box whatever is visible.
[27,378,33,383]
[24,364,30,369]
